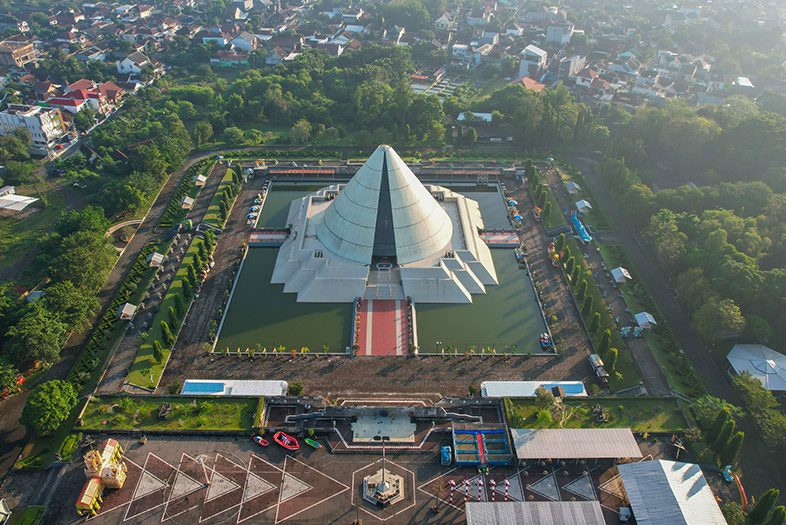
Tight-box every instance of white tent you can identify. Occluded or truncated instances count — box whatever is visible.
[575,199,592,214]
[181,196,195,209]
[194,174,207,187]
[117,302,137,321]
[634,311,656,329]
[565,181,581,195]
[727,344,786,391]
[147,252,164,268]
[610,266,632,283]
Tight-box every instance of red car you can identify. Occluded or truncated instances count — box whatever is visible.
[273,431,299,451]
[252,435,269,447]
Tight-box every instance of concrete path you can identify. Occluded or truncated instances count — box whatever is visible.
[356,300,407,356]
[570,155,785,497]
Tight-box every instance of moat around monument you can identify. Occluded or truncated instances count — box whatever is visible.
[215,182,549,355]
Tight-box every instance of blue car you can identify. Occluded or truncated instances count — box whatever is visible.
[441,446,452,466]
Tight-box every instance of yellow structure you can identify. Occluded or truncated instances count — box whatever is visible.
[83,438,127,489]
[76,477,103,516]
[76,438,128,515]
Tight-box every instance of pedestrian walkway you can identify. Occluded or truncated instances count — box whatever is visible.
[355,300,408,356]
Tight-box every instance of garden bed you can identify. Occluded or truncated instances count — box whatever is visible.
[505,397,687,432]
[203,168,239,228]
[158,159,213,229]
[126,238,201,389]
[79,395,256,431]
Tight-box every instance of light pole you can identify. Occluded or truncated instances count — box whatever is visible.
[373,435,390,489]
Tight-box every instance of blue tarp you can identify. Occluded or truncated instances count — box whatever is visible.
[570,212,592,242]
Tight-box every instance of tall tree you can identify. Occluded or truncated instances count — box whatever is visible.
[5,305,68,367]
[748,489,780,524]
[21,380,77,435]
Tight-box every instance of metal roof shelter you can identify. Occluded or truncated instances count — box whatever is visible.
[466,501,605,525]
[181,379,288,396]
[575,199,592,213]
[618,460,725,525]
[610,266,631,283]
[727,344,786,391]
[0,186,38,211]
[147,252,164,268]
[117,303,137,321]
[634,311,657,329]
[481,381,587,398]
[510,428,642,460]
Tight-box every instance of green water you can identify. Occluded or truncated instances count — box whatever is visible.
[416,250,547,354]
[215,248,352,353]
[257,184,329,228]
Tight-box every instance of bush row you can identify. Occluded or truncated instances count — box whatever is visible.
[159,159,213,229]
[67,242,159,391]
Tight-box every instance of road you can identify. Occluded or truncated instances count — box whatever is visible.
[571,156,785,497]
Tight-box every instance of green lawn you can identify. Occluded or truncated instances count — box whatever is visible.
[79,396,256,431]
[505,397,687,432]
[8,505,45,525]
[126,239,199,389]
[203,169,237,228]
[0,178,81,285]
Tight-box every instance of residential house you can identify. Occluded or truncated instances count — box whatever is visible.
[233,0,253,11]
[434,12,456,31]
[265,46,288,65]
[608,56,641,77]
[75,46,108,61]
[116,51,154,75]
[98,81,124,105]
[558,55,586,80]
[574,67,599,88]
[505,24,524,37]
[467,7,493,26]
[33,81,60,101]
[522,6,566,24]
[516,76,545,92]
[210,50,249,67]
[0,40,36,68]
[546,22,574,45]
[230,31,257,52]
[518,44,547,78]
[341,8,364,23]
[0,104,67,155]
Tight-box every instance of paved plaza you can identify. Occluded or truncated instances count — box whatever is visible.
[40,435,635,525]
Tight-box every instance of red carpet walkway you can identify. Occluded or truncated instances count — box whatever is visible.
[355,300,408,356]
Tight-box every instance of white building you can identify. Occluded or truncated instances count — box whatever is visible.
[434,12,456,31]
[116,51,153,75]
[272,145,498,303]
[0,104,67,155]
[518,44,547,79]
[546,22,574,45]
